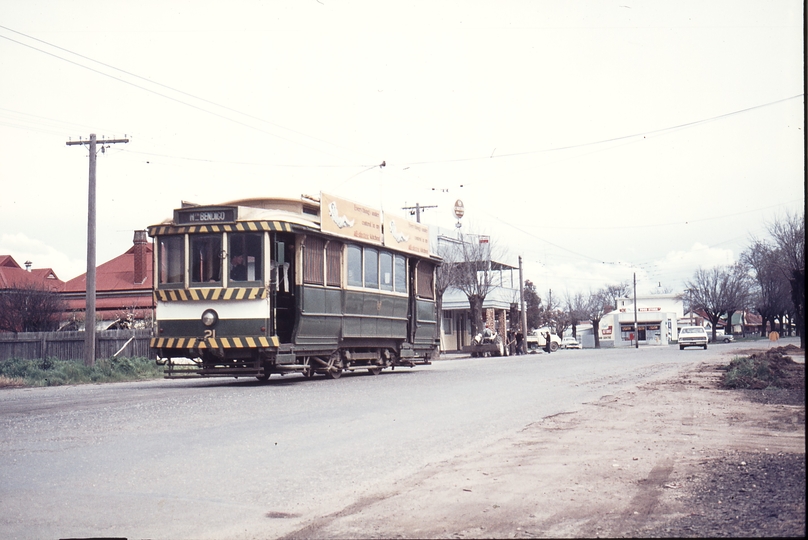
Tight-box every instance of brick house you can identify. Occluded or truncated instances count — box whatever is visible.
[61,231,154,330]
[0,255,64,291]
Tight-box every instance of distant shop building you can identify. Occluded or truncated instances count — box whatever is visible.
[597,293,683,347]
[435,232,521,352]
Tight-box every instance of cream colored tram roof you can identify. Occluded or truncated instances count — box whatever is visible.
[153,196,322,229]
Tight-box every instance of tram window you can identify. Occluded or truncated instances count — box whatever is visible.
[190,235,222,284]
[228,232,262,283]
[416,261,434,299]
[326,241,342,287]
[303,236,325,285]
[379,251,393,291]
[158,236,184,285]
[394,254,406,293]
[347,245,362,287]
[364,248,379,288]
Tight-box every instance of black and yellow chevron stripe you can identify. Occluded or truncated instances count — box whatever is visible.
[151,335,280,349]
[155,287,268,302]
[148,220,293,236]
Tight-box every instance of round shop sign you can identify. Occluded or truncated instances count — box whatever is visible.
[453,199,465,219]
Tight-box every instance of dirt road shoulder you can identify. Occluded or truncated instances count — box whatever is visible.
[283,350,805,539]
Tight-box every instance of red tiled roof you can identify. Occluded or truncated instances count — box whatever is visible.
[64,244,153,293]
[0,255,64,290]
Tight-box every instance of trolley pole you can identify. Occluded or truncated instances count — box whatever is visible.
[66,134,129,366]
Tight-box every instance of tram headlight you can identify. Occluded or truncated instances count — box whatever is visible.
[201,309,218,327]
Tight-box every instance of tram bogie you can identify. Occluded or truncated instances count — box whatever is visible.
[149,193,440,380]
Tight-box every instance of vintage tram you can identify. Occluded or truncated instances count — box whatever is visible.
[148,192,440,379]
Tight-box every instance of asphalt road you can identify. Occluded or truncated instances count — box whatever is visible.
[0,344,732,539]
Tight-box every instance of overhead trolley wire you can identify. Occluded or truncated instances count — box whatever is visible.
[0,25,372,166]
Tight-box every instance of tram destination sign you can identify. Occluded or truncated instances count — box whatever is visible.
[174,206,238,225]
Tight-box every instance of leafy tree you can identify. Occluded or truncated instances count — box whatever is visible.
[523,280,542,330]
[0,282,66,333]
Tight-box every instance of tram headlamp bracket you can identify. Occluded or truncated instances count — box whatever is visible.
[201,309,219,327]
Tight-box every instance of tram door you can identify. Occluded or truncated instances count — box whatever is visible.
[272,233,296,343]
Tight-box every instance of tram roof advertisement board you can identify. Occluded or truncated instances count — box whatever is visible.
[320,193,431,256]
[382,210,431,256]
[320,192,382,245]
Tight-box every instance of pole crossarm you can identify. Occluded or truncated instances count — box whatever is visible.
[66,133,128,366]
[66,138,129,146]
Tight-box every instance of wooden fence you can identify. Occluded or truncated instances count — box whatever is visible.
[0,329,154,361]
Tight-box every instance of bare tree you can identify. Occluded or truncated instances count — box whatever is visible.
[601,281,631,313]
[453,231,506,337]
[435,235,462,322]
[742,240,791,337]
[0,282,66,333]
[565,291,587,340]
[685,265,752,343]
[767,212,805,348]
[581,288,609,348]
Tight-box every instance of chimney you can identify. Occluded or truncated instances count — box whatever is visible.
[24,260,32,272]
[133,230,148,284]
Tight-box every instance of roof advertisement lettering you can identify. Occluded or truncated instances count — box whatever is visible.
[320,193,432,256]
[382,210,431,256]
[320,192,382,245]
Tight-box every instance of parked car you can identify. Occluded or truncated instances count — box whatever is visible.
[526,328,562,352]
[561,336,582,349]
[679,326,708,350]
[709,333,735,343]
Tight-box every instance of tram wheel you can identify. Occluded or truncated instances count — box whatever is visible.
[367,367,382,376]
[325,353,343,379]
[301,357,315,378]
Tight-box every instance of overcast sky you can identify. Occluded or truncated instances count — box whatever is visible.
[0,0,803,298]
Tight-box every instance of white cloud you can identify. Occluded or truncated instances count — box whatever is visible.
[0,233,86,281]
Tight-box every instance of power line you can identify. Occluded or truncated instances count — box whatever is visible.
[0,26,366,164]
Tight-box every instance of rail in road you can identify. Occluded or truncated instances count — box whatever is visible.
[0,338,797,539]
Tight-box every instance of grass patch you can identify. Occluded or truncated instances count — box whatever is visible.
[0,356,163,388]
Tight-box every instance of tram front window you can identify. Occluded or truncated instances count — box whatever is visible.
[228,232,262,283]
[190,235,222,284]
[158,236,184,286]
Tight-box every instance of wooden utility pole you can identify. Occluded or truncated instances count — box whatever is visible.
[66,134,129,366]
[401,203,437,223]
[519,256,527,354]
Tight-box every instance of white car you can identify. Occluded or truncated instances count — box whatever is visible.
[561,337,582,349]
[679,326,708,350]
[526,329,562,352]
